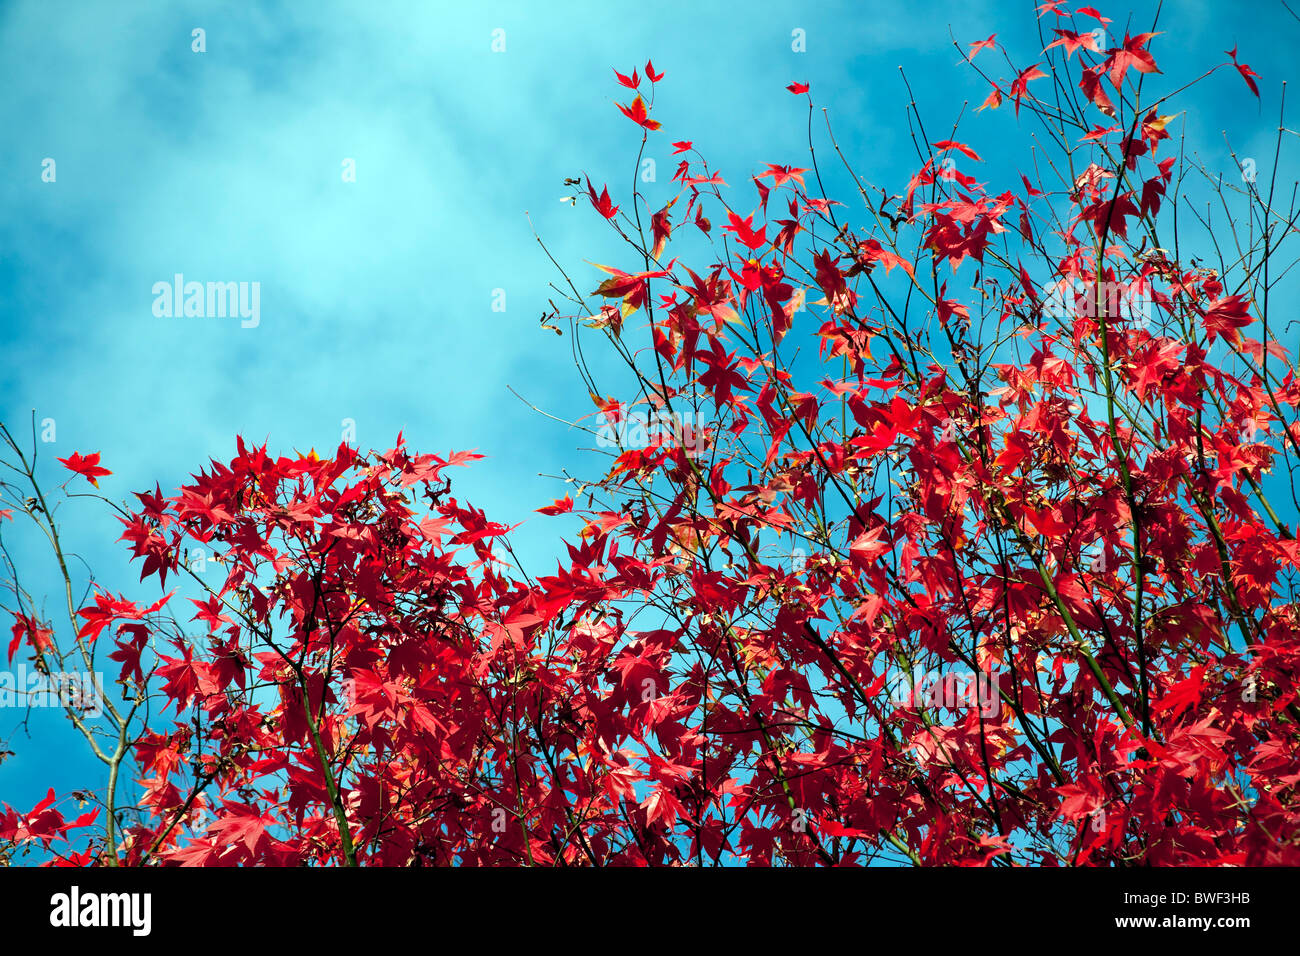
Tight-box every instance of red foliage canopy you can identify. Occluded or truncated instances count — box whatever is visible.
[2,8,1296,867]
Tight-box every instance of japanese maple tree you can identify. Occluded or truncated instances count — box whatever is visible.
[3,3,1300,866]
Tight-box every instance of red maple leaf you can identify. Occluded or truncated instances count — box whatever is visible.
[1225,46,1260,97]
[967,34,997,59]
[585,177,619,219]
[1105,33,1161,90]
[759,164,808,189]
[1045,29,1103,59]
[1079,66,1116,116]
[8,614,53,664]
[977,84,1003,112]
[57,451,111,487]
[536,495,574,516]
[1010,64,1047,116]
[933,140,982,162]
[1202,294,1254,345]
[724,211,767,251]
[211,803,276,855]
[1082,191,1140,240]
[616,95,661,131]
[856,239,914,278]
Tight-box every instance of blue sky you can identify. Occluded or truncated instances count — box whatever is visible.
[1,0,1295,846]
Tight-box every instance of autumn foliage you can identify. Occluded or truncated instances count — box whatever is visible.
[4,5,1300,866]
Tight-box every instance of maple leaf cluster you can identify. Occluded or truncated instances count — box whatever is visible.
[2,6,1297,868]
